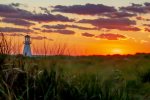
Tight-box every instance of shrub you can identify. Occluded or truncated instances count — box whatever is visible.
[139,69,150,83]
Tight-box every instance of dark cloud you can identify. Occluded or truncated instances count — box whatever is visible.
[144,2,150,6]
[95,33,126,40]
[105,11,136,18]
[54,30,75,35]
[4,33,24,37]
[42,24,97,30]
[42,29,75,35]
[79,18,136,26]
[31,36,53,41]
[67,25,97,30]
[146,19,150,21]
[145,28,150,32]
[33,28,41,31]
[82,32,95,37]
[78,18,140,31]
[52,3,139,19]
[39,7,51,14]
[42,29,53,33]
[4,33,53,41]
[2,18,35,26]
[120,3,150,13]
[5,32,53,41]
[0,27,32,33]
[0,4,74,22]
[136,16,150,21]
[23,14,74,22]
[0,4,31,18]
[42,24,66,29]
[143,24,150,27]
[0,4,18,13]
[136,16,144,20]
[10,3,22,7]
[131,3,143,7]
[52,3,116,15]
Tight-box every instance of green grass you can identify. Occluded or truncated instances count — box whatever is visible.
[0,54,150,100]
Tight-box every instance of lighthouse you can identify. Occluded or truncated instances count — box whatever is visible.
[23,35,32,57]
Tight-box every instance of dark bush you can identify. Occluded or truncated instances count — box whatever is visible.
[139,69,150,83]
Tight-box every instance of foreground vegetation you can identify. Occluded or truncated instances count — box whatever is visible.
[0,54,150,100]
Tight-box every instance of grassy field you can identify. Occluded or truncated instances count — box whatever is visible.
[0,54,150,100]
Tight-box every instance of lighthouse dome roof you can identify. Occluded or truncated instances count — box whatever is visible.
[25,35,30,37]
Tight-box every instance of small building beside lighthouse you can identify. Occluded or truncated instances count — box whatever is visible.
[23,35,32,57]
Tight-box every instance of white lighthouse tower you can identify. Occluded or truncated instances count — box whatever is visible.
[23,35,32,57]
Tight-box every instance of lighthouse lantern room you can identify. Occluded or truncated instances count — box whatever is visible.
[23,35,32,57]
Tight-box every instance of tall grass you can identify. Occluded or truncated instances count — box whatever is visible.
[0,64,131,100]
[1,54,150,100]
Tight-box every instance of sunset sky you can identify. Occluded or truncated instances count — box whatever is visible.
[0,0,150,55]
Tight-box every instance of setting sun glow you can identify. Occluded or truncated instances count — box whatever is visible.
[111,48,124,55]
